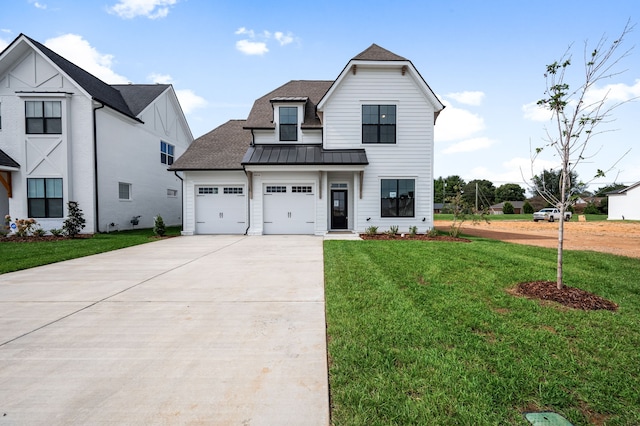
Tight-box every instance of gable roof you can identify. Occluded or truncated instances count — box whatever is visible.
[19,35,140,121]
[352,44,407,61]
[244,80,333,129]
[111,84,171,116]
[0,149,20,169]
[608,181,640,195]
[169,120,250,170]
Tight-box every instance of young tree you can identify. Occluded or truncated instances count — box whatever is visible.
[533,22,634,289]
[63,201,86,238]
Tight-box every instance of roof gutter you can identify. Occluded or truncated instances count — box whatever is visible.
[93,101,105,232]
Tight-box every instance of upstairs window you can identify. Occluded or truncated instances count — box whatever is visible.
[26,101,62,134]
[279,107,297,141]
[362,105,396,144]
[381,179,415,217]
[161,141,174,165]
[27,178,63,218]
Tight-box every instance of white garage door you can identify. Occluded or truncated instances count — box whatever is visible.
[263,184,315,234]
[195,186,246,234]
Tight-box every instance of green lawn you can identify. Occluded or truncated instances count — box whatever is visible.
[0,227,181,274]
[324,239,640,425]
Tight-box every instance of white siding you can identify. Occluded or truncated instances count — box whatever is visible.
[608,184,640,220]
[321,66,435,233]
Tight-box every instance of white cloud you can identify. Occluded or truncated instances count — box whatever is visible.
[148,73,207,114]
[148,72,173,84]
[442,137,496,154]
[44,34,129,84]
[236,39,268,56]
[467,156,559,189]
[32,1,47,9]
[445,91,485,106]
[584,79,640,105]
[435,100,485,142]
[234,27,296,55]
[522,101,552,122]
[108,0,177,19]
[175,89,207,114]
[274,31,294,46]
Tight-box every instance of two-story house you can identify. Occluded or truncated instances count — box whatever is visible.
[0,34,192,234]
[170,44,444,235]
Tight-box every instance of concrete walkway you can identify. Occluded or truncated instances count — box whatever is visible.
[0,235,329,425]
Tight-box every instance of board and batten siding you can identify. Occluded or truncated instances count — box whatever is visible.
[252,128,322,145]
[321,66,436,232]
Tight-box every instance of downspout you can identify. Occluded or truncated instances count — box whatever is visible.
[243,167,252,235]
[173,171,184,231]
[93,101,105,233]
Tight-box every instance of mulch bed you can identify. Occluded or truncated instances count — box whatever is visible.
[359,233,471,242]
[1,234,94,243]
[514,281,618,311]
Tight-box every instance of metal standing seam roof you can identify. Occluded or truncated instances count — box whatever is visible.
[241,145,368,166]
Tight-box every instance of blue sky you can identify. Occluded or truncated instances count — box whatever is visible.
[2,0,639,191]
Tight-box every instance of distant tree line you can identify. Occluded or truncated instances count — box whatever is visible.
[434,169,626,214]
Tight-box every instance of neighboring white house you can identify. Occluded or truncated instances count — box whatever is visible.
[0,34,193,233]
[607,181,640,220]
[170,44,444,235]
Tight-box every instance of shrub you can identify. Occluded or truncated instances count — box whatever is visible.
[49,228,64,237]
[63,201,86,238]
[388,225,399,235]
[33,227,46,237]
[426,227,439,237]
[409,226,418,236]
[583,203,600,214]
[523,201,534,214]
[153,215,166,237]
[365,226,378,236]
[502,202,515,214]
[12,218,38,237]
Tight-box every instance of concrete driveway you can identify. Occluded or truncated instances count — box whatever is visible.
[0,235,329,425]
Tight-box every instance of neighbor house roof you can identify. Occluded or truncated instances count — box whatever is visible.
[169,120,251,170]
[244,80,333,129]
[242,145,368,166]
[112,84,171,116]
[608,181,640,195]
[0,149,20,169]
[491,201,526,209]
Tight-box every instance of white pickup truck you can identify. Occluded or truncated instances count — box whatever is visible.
[533,208,572,222]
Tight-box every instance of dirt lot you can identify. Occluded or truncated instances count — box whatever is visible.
[434,219,640,259]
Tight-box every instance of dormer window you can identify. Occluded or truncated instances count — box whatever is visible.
[279,107,298,141]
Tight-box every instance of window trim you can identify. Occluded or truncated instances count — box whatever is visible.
[380,178,415,218]
[25,100,62,134]
[362,104,396,144]
[118,182,132,201]
[278,106,298,142]
[27,178,63,218]
[161,141,175,165]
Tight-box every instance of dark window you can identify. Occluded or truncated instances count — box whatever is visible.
[161,141,174,165]
[26,101,62,134]
[381,179,415,217]
[223,187,243,194]
[279,107,297,141]
[119,182,131,200]
[363,105,396,144]
[27,178,63,218]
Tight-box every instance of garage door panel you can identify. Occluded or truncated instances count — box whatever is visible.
[195,186,246,234]
[263,184,315,234]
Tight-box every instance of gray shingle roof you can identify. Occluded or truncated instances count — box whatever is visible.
[242,145,368,166]
[245,80,333,129]
[352,44,407,61]
[112,84,171,116]
[169,120,250,170]
[0,149,20,169]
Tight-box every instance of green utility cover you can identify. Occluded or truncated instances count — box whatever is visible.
[524,412,573,426]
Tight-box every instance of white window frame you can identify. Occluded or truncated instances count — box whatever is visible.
[119,182,132,201]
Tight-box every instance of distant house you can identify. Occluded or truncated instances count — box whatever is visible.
[171,44,445,235]
[607,181,640,220]
[490,201,525,214]
[0,34,193,233]
[433,203,444,214]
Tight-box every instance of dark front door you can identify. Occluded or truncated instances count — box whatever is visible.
[331,190,348,229]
